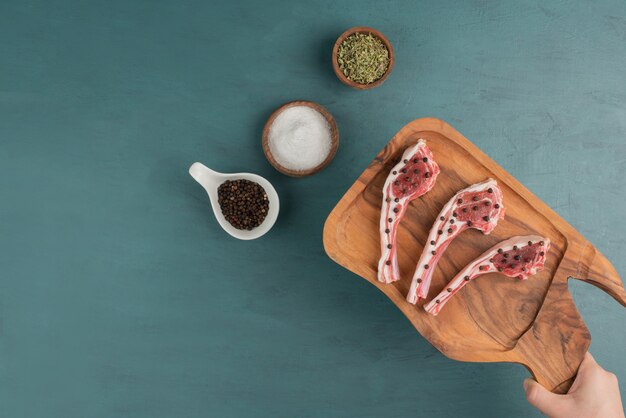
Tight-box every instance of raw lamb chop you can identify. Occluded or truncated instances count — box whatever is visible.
[406,179,505,303]
[424,235,550,315]
[378,140,440,283]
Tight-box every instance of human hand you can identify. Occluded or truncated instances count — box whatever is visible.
[524,352,624,418]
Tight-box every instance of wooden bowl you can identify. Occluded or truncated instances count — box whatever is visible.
[332,26,394,90]
[262,101,339,177]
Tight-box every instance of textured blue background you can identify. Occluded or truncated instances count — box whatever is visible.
[1,0,625,417]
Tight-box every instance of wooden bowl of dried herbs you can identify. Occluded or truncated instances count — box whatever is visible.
[332,27,394,90]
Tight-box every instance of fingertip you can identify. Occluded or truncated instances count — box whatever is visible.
[524,379,540,403]
[523,378,533,392]
[523,379,567,416]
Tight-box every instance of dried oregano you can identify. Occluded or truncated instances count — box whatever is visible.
[337,32,390,84]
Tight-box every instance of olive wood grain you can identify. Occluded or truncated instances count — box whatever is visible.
[323,117,625,393]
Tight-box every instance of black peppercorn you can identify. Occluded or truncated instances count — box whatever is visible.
[217,179,269,230]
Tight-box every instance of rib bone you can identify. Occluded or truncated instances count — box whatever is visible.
[378,140,440,283]
[424,235,550,315]
[407,179,505,303]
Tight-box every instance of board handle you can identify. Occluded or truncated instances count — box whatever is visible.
[571,243,626,306]
[516,242,624,394]
[515,271,590,394]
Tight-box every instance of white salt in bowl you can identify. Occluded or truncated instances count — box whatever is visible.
[262,101,339,177]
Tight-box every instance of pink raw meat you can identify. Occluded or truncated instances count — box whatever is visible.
[378,140,440,283]
[424,235,550,315]
[406,179,505,303]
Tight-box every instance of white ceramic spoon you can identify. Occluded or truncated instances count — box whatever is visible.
[189,162,279,240]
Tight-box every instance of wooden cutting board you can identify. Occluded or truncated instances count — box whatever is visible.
[323,118,626,393]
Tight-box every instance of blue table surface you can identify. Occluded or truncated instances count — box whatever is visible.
[1,0,625,417]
